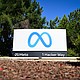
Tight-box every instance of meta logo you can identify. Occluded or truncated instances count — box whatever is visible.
[28,32,52,48]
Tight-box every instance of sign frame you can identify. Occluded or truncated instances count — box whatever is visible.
[13,29,67,57]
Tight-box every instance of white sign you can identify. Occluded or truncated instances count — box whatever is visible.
[13,29,67,51]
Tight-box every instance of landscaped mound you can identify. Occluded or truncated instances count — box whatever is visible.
[0,60,80,80]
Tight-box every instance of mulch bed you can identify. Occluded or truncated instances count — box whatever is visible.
[0,60,80,80]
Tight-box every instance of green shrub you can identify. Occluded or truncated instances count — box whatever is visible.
[67,49,77,57]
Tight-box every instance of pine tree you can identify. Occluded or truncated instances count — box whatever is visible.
[0,0,46,56]
[68,9,80,56]
[58,15,69,29]
[49,17,59,29]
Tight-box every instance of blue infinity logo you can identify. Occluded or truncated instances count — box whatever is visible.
[28,32,52,48]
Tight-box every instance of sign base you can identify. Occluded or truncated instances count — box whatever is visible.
[12,51,67,57]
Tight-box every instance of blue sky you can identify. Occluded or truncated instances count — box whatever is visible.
[37,0,80,21]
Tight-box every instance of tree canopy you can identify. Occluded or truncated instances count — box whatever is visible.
[0,0,46,56]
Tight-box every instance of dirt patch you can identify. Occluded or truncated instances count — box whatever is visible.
[0,60,80,80]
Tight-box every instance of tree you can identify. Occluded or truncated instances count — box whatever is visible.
[57,15,69,29]
[68,9,80,56]
[49,17,59,29]
[0,0,46,56]
[50,9,80,56]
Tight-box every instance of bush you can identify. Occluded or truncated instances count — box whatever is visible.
[67,49,77,57]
